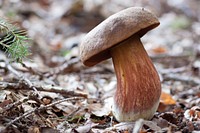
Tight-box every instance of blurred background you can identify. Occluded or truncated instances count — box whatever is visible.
[0,0,199,67]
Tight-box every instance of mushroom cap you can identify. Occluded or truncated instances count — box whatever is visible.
[80,7,160,67]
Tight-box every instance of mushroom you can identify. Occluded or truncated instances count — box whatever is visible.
[79,7,161,122]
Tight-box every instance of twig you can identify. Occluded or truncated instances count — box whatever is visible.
[164,73,200,85]
[159,66,187,74]
[105,119,162,132]
[5,97,84,128]
[64,107,81,120]
[6,63,39,94]
[14,58,80,79]
[151,53,191,60]
[0,82,16,88]
[44,58,80,77]
[0,81,87,98]
[21,62,43,77]
[3,97,28,112]
[105,122,135,132]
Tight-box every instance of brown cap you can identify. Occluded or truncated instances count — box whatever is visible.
[80,7,160,67]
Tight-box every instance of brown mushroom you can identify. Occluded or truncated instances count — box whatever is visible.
[79,7,161,122]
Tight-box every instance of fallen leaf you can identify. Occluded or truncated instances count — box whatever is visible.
[160,92,176,105]
[41,127,59,133]
[152,47,167,54]
[0,90,10,102]
[109,122,135,132]
[28,126,40,133]
[75,120,98,133]
[22,104,34,112]
[42,96,52,105]
[184,106,200,121]
[90,97,112,117]
[158,92,176,112]
[152,117,169,128]
[159,112,178,125]
[157,102,169,112]
[0,100,12,108]
[143,120,162,132]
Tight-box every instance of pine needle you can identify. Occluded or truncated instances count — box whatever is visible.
[0,18,30,62]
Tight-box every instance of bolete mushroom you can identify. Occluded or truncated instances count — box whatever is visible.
[79,7,161,122]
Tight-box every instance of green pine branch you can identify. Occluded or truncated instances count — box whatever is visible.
[0,18,30,63]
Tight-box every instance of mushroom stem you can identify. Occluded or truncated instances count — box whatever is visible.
[111,35,161,122]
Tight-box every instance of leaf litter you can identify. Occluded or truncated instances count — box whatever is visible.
[0,0,200,132]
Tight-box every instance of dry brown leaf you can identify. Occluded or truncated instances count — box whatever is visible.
[28,126,40,133]
[158,92,176,112]
[160,92,176,105]
[184,106,200,121]
[139,131,147,133]
[152,117,169,128]
[157,102,168,112]
[152,47,167,54]
[42,97,52,105]
[0,99,12,108]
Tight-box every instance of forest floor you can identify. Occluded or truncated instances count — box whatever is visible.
[0,0,200,133]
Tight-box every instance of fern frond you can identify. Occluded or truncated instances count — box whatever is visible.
[0,18,30,62]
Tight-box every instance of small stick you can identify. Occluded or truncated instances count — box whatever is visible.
[21,62,43,76]
[7,63,39,94]
[151,53,191,60]
[0,81,87,98]
[2,97,28,112]
[5,97,84,128]
[159,66,187,74]
[164,73,200,85]
[45,58,80,77]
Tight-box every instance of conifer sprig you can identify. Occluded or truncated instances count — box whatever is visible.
[0,18,30,62]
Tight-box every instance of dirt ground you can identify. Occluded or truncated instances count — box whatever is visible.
[0,0,200,133]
